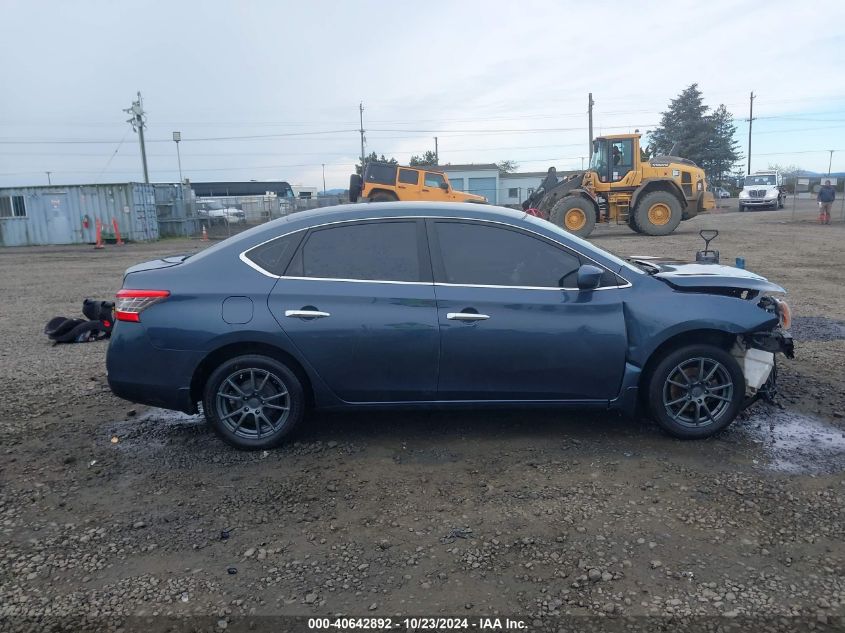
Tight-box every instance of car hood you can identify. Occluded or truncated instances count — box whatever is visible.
[650,262,785,293]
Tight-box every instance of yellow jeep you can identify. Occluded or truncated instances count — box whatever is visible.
[349,163,487,203]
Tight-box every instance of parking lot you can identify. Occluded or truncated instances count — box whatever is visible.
[1,200,844,630]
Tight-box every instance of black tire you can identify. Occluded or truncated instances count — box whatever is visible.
[549,197,596,237]
[647,344,745,439]
[738,203,745,212]
[628,209,644,233]
[349,174,362,203]
[632,191,683,236]
[203,355,305,450]
[369,191,398,203]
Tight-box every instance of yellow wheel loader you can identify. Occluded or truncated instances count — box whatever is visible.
[524,134,715,237]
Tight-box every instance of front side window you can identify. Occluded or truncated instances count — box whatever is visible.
[424,172,446,189]
[434,221,583,288]
[398,169,419,185]
[288,221,421,282]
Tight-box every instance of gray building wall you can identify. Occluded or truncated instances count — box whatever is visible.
[0,183,173,246]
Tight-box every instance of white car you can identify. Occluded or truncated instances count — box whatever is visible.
[196,201,246,224]
[207,208,246,224]
[713,187,731,199]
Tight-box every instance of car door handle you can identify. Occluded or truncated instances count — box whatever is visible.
[421,188,430,192]
[447,312,490,321]
[285,309,331,319]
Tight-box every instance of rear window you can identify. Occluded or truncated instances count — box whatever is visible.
[364,163,397,185]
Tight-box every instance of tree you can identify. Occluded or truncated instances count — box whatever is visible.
[702,104,741,184]
[767,163,805,179]
[497,160,519,173]
[355,152,398,175]
[768,163,805,194]
[409,151,438,167]
[647,84,740,182]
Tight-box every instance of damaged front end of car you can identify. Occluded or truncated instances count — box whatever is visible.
[639,258,796,405]
[732,296,794,404]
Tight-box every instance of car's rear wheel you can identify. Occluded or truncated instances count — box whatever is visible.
[647,344,744,439]
[203,355,304,450]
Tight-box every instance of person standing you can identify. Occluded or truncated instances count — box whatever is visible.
[818,179,836,224]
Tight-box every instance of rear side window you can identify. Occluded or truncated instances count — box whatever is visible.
[398,169,419,185]
[364,163,397,185]
[287,221,421,282]
[243,232,303,276]
[434,221,583,288]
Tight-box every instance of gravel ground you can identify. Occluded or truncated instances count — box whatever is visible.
[1,201,844,632]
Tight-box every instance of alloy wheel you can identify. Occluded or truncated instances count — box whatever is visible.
[215,368,290,440]
[662,357,734,428]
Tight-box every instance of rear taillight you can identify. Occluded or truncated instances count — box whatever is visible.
[115,289,170,322]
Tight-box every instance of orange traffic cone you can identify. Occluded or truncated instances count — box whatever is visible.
[201,224,209,241]
[112,218,124,245]
[94,219,105,249]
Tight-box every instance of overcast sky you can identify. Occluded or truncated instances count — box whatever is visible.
[2,0,844,189]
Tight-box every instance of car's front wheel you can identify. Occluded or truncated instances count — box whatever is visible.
[647,344,745,439]
[203,355,305,449]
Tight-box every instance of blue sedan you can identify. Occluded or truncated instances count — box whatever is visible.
[107,202,793,449]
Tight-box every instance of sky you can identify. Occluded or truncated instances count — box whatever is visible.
[1,0,844,190]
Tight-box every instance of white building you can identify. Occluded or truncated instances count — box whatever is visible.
[435,165,578,206]
[291,185,319,199]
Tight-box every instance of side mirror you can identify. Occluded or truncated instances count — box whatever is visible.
[440,182,449,191]
[576,264,604,290]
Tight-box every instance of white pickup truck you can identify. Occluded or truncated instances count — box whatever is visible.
[738,171,784,211]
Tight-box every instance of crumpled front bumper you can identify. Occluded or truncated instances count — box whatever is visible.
[748,327,794,359]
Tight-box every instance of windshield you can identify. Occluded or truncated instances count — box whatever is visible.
[744,175,776,186]
[589,140,607,172]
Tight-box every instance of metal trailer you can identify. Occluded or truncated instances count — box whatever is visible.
[0,183,162,247]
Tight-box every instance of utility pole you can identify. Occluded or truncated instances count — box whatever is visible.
[322,163,326,194]
[747,91,755,175]
[828,150,834,175]
[434,136,439,163]
[124,91,149,183]
[45,171,52,185]
[172,131,183,183]
[359,102,366,172]
[587,93,595,160]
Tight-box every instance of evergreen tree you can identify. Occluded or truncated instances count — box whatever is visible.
[355,152,398,175]
[702,104,741,183]
[647,84,740,181]
[409,151,439,167]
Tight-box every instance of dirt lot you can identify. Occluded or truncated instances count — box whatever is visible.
[1,200,844,632]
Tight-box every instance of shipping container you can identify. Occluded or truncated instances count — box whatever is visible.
[0,183,166,246]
